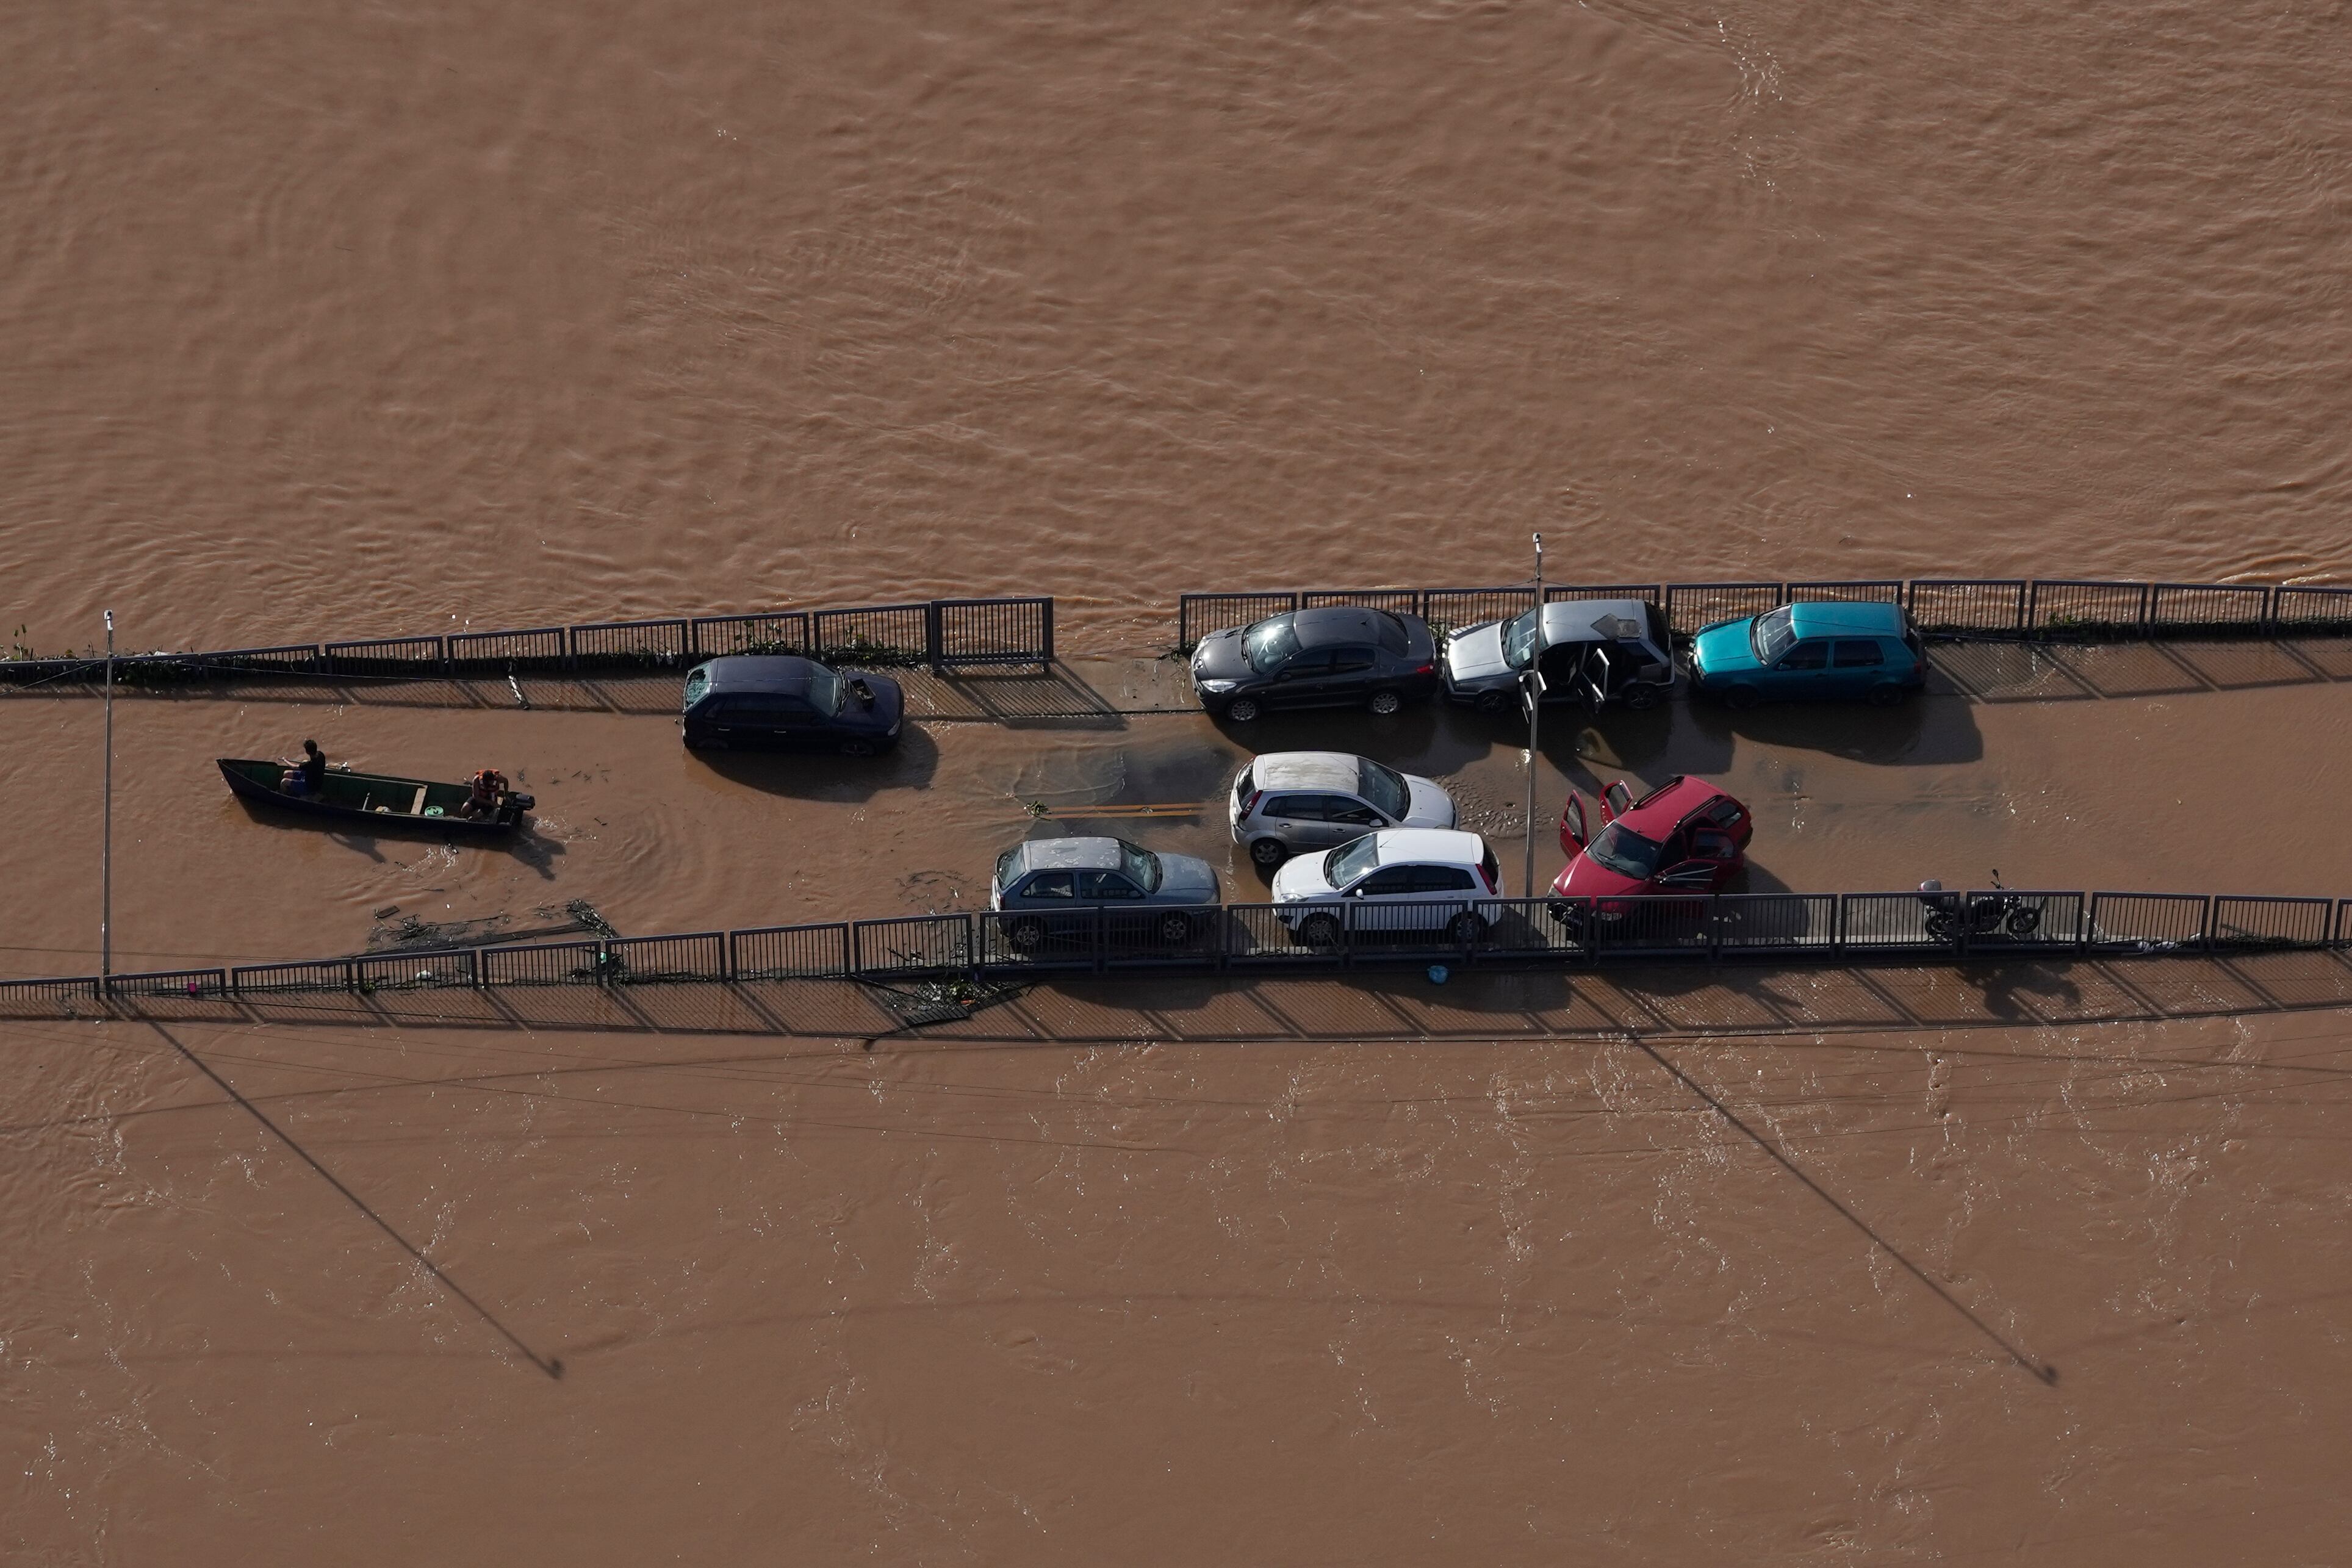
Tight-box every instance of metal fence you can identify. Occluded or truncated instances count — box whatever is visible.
[7,885,2347,1013]
[0,597,1054,688]
[1176,575,2352,649]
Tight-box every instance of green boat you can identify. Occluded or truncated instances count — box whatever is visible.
[217,758,534,836]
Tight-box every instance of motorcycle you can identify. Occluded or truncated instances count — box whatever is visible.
[1918,871,2041,943]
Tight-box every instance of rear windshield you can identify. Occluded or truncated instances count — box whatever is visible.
[1325,835,1384,886]
[1357,759,1409,819]
[1751,607,1797,664]
[1232,764,1254,811]
[1243,617,1301,674]
[994,847,1021,889]
[1374,611,1410,656]
[1586,822,1666,880]
[683,667,711,710]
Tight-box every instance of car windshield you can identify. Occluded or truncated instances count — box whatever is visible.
[1243,617,1301,674]
[1585,821,1666,880]
[1118,840,1163,893]
[1357,759,1409,819]
[1750,607,1796,664]
[1324,835,1384,887]
[1501,608,1544,671]
[994,847,1021,890]
[804,670,845,716]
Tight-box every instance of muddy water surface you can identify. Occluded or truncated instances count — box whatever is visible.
[8,0,2352,1559]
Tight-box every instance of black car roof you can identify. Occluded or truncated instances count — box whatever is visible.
[1291,606,1397,647]
[694,655,833,692]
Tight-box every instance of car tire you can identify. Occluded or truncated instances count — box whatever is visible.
[1224,696,1262,723]
[1722,684,1760,711]
[1545,897,1578,929]
[839,738,877,757]
[1249,838,1289,869]
[1446,911,1489,946]
[1367,689,1403,716]
[1624,684,1660,712]
[1296,912,1341,949]
[1156,912,1195,945]
[1475,688,1510,716]
[2004,906,2042,938]
[1006,918,1046,952]
[1866,682,1908,708]
[1922,912,1956,944]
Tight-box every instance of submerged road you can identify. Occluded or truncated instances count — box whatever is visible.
[1,639,2348,976]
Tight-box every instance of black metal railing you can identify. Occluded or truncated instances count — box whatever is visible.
[1176,575,2352,649]
[0,596,1054,688]
[7,885,2346,1014]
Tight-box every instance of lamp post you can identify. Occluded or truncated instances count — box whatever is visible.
[1522,533,1543,898]
[101,609,114,988]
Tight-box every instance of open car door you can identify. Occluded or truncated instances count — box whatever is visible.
[1599,779,1633,822]
[1559,791,1589,854]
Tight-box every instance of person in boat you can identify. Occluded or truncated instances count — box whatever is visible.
[455,767,508,819]
[281,739,328,798]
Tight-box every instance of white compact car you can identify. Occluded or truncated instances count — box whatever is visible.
[1268,827,1504,946]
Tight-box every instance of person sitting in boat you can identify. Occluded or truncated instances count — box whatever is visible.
[455,767,508,819]
[281,739,328,798]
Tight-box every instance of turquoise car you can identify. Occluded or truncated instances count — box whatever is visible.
[1688,601,1929,709]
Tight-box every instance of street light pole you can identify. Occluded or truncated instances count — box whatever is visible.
[101,609,114,988]
[1523,533,1543,898]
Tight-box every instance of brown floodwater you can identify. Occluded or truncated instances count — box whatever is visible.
[7,0,2352,1558]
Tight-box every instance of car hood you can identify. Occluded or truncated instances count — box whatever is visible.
[1443,622,1511,685]
[1270,851,1338,903]
[1549,852,1645,900]
[1190,630,1254,682]
[1691,620,1762,677]
[1154,853,1221,904]
[839,676,904,730]
[1403,774,1457,830]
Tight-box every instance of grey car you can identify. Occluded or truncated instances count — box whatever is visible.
[989,836,1221,950]
[1442,598,1677,713]
[1230,751,1458,869]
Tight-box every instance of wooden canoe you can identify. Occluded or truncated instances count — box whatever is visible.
[217,758,534,836]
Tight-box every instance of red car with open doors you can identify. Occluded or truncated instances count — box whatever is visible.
[1548,775,1751,929]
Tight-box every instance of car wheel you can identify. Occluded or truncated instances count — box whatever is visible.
[1296,912,1341,949]
[1475,688,1510,716]
[1446,910,1489,946]
[1249,837,1289,869]
[1722,684,1760,711]
[1367,689,1403,716]
[839,738,877,757]
[1922,912,1956,943]
[1006,918,1046,952]
[1545,897,1580,929]
[1156,912,1195,945]
[2004,906,2042,938]
[1866,682,1908,708]
[1225,696,1262,723]
[1624,684,1660,712]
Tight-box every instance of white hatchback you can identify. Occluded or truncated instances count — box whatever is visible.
[1269,827,1504,946]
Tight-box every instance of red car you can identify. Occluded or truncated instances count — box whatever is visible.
[1548,775,1752,926]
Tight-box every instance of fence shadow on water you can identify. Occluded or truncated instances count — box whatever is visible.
[19,948,2352,1054]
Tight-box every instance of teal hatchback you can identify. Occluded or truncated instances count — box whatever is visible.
[1688,600,1929,709]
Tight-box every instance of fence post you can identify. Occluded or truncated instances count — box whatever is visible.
[1041,599,1056,665]
[1706,894,1722,963]
[924,602,945,675]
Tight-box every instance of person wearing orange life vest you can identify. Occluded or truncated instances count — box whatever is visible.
[455,767,509,820]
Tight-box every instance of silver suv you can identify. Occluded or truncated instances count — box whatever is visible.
[1230,751,1457,869]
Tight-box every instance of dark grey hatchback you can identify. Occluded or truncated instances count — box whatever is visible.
[1189,606,1439,722]
[680,655,904,755]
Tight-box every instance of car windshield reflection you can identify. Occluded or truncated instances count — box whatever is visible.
[1586,822,1665,880]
